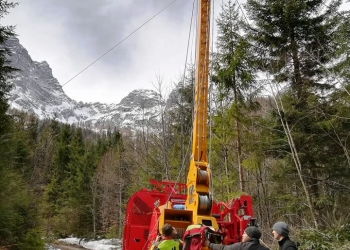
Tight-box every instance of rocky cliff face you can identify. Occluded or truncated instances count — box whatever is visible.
[4,37,167,133]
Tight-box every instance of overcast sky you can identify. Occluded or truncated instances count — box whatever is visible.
[3,0,232,104]
[3,0,349,104]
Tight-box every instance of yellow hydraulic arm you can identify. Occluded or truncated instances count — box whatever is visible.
[185,0,218,229]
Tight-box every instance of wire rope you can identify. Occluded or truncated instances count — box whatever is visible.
[62,0,179,87]
[142,1,197,249]
[208,0,216,198]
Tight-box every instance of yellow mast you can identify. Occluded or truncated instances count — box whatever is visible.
[185,0,217,229]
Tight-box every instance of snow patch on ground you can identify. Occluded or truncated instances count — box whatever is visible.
[56,238,122,250]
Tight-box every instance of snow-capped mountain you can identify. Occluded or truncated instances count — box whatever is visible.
[4,37,166,133]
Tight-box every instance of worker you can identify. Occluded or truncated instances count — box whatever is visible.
[150,223,180,250]
[172,227,183,249]
[204,226,269,250]
[272,221,298,250]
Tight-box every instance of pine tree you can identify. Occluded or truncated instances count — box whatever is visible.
[42,124,72,236]
[246,0,342,101]
[0,1,44,248]
[211,0,260,193]
[332,10,350,82]
[0,0,18,160]
[245,0,349,227]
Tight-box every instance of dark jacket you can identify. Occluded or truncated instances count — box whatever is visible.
[278,237,297,250]
[209,238,269,250]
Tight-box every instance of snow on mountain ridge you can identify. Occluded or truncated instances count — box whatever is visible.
[4,37,165,133]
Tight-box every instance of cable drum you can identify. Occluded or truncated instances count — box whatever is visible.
[198,194,212,214]
[197,169,209,185]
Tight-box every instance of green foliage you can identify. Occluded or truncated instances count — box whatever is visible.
[246,0,342,97]
[0,169,28,244]
[0,2,47,249]
[0,4,18,139]
[212,0,258,103]
[242,152,261,171]
[296,224,350,250]
[331,10,350,81]
[18,229,45,250]
[105,225,118,239]
[243,0,350,228]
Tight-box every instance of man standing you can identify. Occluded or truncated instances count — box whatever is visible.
[272,222,298,250]
[150,223,180,250]
[204,226,269,250]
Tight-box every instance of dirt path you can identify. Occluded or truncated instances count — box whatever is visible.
[48,243,91,250]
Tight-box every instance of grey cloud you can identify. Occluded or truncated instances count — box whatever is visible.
[4,0,224,103]
[22,0,192,68]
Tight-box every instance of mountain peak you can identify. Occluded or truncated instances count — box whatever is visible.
[4,37,166,133]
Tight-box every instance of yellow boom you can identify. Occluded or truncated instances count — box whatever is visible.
[184,0,217,229]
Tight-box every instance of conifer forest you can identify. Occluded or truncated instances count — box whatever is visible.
[1,0,350,249]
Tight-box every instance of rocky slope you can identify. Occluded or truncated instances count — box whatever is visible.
[4,37,166,133]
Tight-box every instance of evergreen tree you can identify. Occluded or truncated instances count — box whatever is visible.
[0,1,44,248]
[42,124,72,236]
[245,0,350,227]
[211,0,259,193]
[246,0,342,101]
[0,0,18,160]
[332,10,350,82]
[0,1,18,116]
